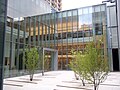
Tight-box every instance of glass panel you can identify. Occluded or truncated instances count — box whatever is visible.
[4,41,10,78]
[95,6,100,12]
[73,10,77,16]
[89,7,93,13]
[111,28,118,47]
[79,15,83,31]
[6,17,12,41]
[62,12,67,30]
[101,5,105,12]
[110,6,117,26]
[78,9,82,15]
[72,10,77,31]
[83,8,88,14]
[107,7,110,27]
[20,18,25,44]
[57,13,62,31]
[95,23,103,35]
[68,11,72,30]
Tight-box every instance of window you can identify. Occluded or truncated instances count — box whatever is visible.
[95,23,103,35]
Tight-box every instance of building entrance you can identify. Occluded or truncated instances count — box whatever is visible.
[112,49,119,71]
[42,48,58,75]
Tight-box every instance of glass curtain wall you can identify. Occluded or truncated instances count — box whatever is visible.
[56,4,107,70]
[4,3,107,78]
[5,15,56,78]
[5,0,53,78]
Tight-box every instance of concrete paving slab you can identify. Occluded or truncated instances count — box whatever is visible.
[3,71,120,90]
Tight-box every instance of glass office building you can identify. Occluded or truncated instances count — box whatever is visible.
[4,2,107,78]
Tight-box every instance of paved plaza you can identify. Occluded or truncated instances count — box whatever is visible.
[3,71,120,90]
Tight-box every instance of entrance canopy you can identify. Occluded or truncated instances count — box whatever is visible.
[42,48,58,73]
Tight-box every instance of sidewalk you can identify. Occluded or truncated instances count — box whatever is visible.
[3,71,120,90]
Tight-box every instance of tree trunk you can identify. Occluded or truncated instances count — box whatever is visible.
[94,84,98,90]
[94,84,96,90]
[42,70,44,76]
[30,74,33,81]
[82,79,85,86]
[93,79,98,90]
[30,78,33,81]
[30,72,34,81]
[74,73,79,80]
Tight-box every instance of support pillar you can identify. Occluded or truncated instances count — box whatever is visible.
[0,0,8,90]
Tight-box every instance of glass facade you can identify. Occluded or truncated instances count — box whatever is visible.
[4,3,107,78]
[107,5,118,48]
[7,0,51,18]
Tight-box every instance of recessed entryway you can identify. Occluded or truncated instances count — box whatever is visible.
[112,49,119,71]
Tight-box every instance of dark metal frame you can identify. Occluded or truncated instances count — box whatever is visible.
[0,0,8,90]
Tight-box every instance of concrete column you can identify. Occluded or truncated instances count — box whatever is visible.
[42,49,44,76]
[0,0,8,90]
[51,52,54,70]
[51,51,58,71]
[53,51,58,70]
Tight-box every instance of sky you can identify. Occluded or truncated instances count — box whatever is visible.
[62,0,104,10]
